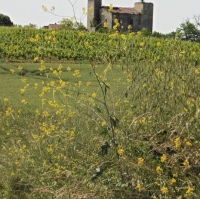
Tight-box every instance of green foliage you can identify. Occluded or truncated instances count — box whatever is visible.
[23,23,37,29]
[97,27,111,33]
[140,27,151,36]
[59,18,87,31]
[0,13,13,26]
[177,19,200,39]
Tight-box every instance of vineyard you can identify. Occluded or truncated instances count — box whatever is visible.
[0,26,200,199]
[0,27,200,63]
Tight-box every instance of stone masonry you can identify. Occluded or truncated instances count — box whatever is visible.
[87,0,153,32]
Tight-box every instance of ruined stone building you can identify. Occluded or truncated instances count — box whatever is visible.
[87,0,153,32]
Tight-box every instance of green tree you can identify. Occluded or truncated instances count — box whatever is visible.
[0,14,13,26]
[59,18,87,31]
[164,31,176,39]
[24,23,37,28]
[152,31,164,38]
[176,19,199,39]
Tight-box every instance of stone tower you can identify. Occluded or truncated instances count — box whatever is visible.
[134,2,154,32]
[87,0,102,31]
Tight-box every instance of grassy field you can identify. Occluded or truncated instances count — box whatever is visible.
[0,59,199,198]
[0,62,124,110]
[1,62,89,109]
[0,28,200,198]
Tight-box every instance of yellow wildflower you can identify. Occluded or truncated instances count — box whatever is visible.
[4,98,8,102]
[21,99,27,104]
[108,3,113,11]
[170,178,176,185]
[184,139,192,147]
[117,148,124,156]
[20,88,25,94]
[73,70,81,77]
[138,157,144,166]
[21,78,27,83]
[34,57,39,62]
[156,166,163,174]
[87,81,92,86]
[174,137,181,149]
[195,69,199,75]
[39,65,46,72]
[183,159,189,167]
[169,81,174,88]
[191,51,196,55]
[67,66,71,71]
[161,154,167,163]
[5,107,12,116]
[35,83,38,89]
[157,41,161,46]
[101,121,107,127]
[103,21,108,28]
[89,5,93,13]
[47,146,53,153]
[53,70,58,75]
[10,69,15,74]
[121,34,126,39]
[186,141,192,146]
[136,183,142,191]
[92,93,97,98]
[50,81,55,87]
[184,187,194,197]
[139,42,145,47]
[161,187,168,194]
[128,24,132,30]
[15,160,20,166]
[42,111,49,117]
[18,66,23,70]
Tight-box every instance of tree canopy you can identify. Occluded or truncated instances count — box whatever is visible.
[0,14,13,26]
[59,18,87,31]
[176,19,200,40]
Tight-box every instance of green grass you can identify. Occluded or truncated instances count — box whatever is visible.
[0,62,93,109]
[0,63,130,115]
[0,59,200,198]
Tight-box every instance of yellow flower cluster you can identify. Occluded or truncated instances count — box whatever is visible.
[138,157,144,166]
[103,21,108,28]
[108,3,113,12]
[113,19,120,30]
[117,148,124,156]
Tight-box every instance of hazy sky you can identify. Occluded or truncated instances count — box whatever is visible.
[1,0,200,33]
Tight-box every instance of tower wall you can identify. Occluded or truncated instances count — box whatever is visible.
[87,0,102,31]
[134,2,154,32]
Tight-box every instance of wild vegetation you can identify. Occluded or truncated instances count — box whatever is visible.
[0,26,200,199]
